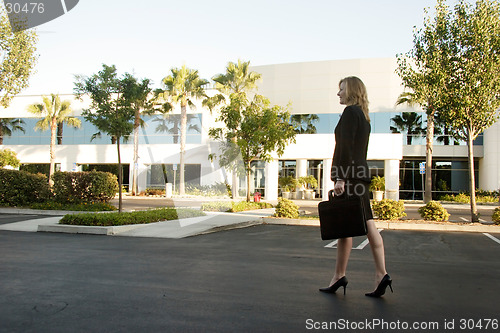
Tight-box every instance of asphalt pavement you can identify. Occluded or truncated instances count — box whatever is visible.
[1,224,500,332]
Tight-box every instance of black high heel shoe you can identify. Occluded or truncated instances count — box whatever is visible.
[319,276,348,295]
[365,274,393,298]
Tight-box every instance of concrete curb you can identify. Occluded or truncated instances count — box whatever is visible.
[262,217,500,234]
[37,223,148,235]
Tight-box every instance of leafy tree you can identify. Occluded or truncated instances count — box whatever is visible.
[0,6,38,108]
[291,114,319,134]
[158,65,208,195]
[120,74,154,195]
[396,0,452,203]
[203,60,262,198]
[27,94,81,187]
[74,64,137,212]
[0,118,25,144]
[438,0,500,222]
[209,94,296,201]
[389,112,425,145]
[0,148,20,168]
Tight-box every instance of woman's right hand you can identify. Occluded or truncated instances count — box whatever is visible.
[334,179,345,196]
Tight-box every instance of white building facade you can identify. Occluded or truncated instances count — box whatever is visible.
[2,58,499,200]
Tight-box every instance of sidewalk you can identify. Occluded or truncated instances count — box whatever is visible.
[0,197,498,238]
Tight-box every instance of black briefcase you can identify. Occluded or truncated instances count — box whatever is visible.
[318,191,367,240]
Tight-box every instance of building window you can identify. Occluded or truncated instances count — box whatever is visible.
[147,164,201,191]
[279,160,297,178]
[307,160,323,198]
[250,160,266,197]
[399,159,478,200]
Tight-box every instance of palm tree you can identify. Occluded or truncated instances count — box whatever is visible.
[160,65,208,195]
[396,90,436,203]
[204,60,262,198]
[390,112,425,145]
[27,94,81,186]
[0,118,25,144]
[153,113,200,144]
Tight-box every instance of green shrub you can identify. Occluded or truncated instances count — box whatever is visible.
[201,201,233,212]
[439,190,499,203]
[59,208,205,226]
[142,188,165,196]
[372,199,406,220]
[492,208,500,225]
[418,201,450,221]
[201,201,273,212]
[231,201,273,212]
[52,171,118,204]
[30,201,117,212]
[274,198,299,219]
[0,169,51,206]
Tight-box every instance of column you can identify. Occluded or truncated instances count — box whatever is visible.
[384,159,400,201]
[136,163,149,193]
[296,159,308,199]
[322,158,335,200]
[265,159,279,201]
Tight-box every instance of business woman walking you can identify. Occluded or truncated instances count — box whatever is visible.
[319,76,393,298]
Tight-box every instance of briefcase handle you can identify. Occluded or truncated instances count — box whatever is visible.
[328,190,358,202]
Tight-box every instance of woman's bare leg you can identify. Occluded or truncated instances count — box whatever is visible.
[366,219,387,284]
[330,237,352,285]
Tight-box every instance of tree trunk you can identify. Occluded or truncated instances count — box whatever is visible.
[179,104,187,195]
[117,138,123,213]
[131,109,140,196]
[467,127,479,222]
[246,162,251,202]
[424,110,435,203]
[231,136,239,199]
[49,117,57,187]
[57,123,63,145]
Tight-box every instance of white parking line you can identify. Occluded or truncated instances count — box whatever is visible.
[324,240,338,248]
[324,230,382,250]
[354,238,370,250]
[483,233,500,245]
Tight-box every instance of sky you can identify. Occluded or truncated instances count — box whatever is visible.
[16,0,447,95]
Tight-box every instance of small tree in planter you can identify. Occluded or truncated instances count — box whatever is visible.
[278,176,298,199]
[299,175,318,199]
[370,176,385,201]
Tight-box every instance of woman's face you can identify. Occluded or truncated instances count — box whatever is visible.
[337,81,347,105]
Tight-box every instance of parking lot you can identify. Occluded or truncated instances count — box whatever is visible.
[1,222,499,332]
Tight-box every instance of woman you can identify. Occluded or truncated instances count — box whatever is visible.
[319,76,393,298]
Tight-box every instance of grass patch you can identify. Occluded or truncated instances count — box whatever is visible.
[59,208,205,226]
[201,201,273,212]
[30,201,117,212]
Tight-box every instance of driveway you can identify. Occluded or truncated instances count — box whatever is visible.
[1,225,499,332]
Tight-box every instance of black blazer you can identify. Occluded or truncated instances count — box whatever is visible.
[331,105,371,182]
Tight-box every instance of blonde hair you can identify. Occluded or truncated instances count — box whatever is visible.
[339,76,370,122]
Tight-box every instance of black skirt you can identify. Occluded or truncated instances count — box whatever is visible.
[343,180,374,220]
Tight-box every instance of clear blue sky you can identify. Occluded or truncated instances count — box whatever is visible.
[21,0,449,95]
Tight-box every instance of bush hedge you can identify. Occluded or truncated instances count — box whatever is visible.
[274,198,299,219]
[372,199,406,220]
[0,168,51,206]
[418,201,450,221]
[201,201,273,212]
[30,201,117,212]
[52,171,118,204]
[59,208,205,226]
[492,208,500,225]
